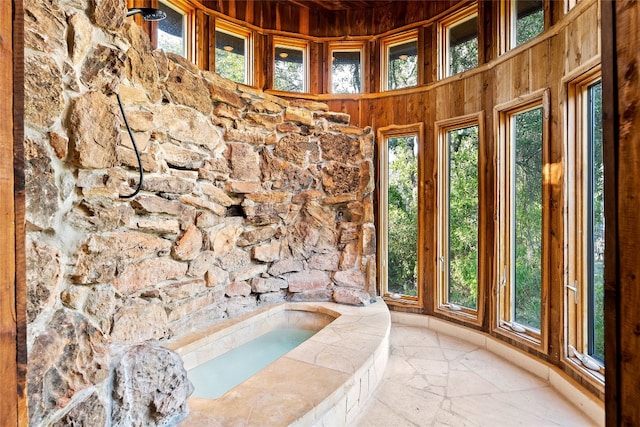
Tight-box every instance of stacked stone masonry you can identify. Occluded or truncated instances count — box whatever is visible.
[24,0,376,425]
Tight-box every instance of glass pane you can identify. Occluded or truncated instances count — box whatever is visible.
[332,50,361,94]
[387,40,418,90]
[513,107,543,329]
[216,30,246,83]
[588,80,604,362]
[515,0,544,46]
[274,46,305,92]
[158,2,185,56]
[448,15,478,76]
[386,136,418,296]
[447,125,479,309]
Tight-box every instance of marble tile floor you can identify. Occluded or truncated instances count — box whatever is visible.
[352,322,597,427]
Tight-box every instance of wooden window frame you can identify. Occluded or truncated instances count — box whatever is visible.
[157,0,196,61]
[328,42,364,94]
[437,3,479,79]
[494,89,550,353]
[435,113,484,326]
[380,30,419,92]
[273,37,308,93]
[377,123,424,308]
[564,66,605,384]
[215,19,253,85]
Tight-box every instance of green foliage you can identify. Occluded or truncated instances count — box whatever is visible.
[590,80,605,361]
[513,107,543,329]
[158,31,184,56]
[274,59,304,92]
[447,126,479,309]
[449,36,478,76]
[388,55,417,90]
[332,62,361,94]
[215,49,245,83]
[386,137,418,296]
[515,3,544,46]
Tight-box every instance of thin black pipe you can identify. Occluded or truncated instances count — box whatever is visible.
[116,92,143,199]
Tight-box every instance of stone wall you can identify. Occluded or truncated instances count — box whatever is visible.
[24,0,375,425]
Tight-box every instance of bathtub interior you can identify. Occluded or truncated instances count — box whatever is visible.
[168,303,341,371]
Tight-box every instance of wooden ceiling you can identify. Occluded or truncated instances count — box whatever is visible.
[287,0,393,10]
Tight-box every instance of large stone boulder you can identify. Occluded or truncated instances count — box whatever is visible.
[112,344,193,427]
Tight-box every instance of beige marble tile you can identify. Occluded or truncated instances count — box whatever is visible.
[351,318,600,427]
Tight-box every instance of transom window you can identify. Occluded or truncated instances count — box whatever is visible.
[436,114,483,323]
[382,31,418,91]
[215,20,252,84]
[439,5,479,78]
[378,124,423,304]
[157,0,189,58]
[330,43,363,94]
[273,38,307,93]
[501,0,544,52]
[496,92,549,349]
[566,70,604,380]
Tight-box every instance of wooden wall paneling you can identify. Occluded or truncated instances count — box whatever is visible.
[377,95,394,129]
[564,2,599,73]
[421,91,437,314]
[478,0,495,65]
[606,0,640,425]
[0,0,17,424]
[308,41,323,95]
[254,32,268,90]
[434,84,448,121]
[14,0,27,415]
[493,51,530,105]
[195,10,209,70]
[480,65,495,330]
[546,47,564,364]
[208,16,216,71]
[391,93,408,125]
[406,92,424,125]
[463,73,484,115]
[423,23,436,85]
[367,39,380,94]
[529,39,551,91]
[600,0,618,424]
[416,25,426,86]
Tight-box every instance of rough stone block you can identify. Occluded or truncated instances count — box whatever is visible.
[111,300,170,343]
[112,344,192,426]
[332,287,372,306]
[287,270,332,292]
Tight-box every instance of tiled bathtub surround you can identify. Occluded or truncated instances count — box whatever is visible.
[168,300,390,426]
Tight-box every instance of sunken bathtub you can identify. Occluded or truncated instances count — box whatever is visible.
[166,299,390,426]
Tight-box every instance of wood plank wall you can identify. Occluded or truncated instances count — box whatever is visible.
[602,1,640,425]
[202,0,457,36]
[2,0,26,426]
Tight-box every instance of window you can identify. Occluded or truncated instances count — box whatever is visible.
[157,0,189,58]
[566,71,604,378]
[382,31,418,91]
[273,38,307,93]
[496,92,548,349]
[501,0,544,52]
[330,43,363,94]
[439,6,478,78]
[436,115,482,323]
[378,125,423,304]
[215,20,252,84]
